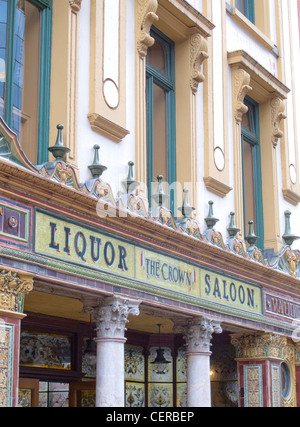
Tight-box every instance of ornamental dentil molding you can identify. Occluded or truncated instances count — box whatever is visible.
[174,317,222,353]
[93,295,141,339]
[232,68,252,123]
[136,0,159,58]
[190,32,209,94]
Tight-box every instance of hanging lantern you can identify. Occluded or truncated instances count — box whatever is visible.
[151,324,171,375]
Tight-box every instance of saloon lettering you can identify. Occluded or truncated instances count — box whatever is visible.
[48,222,128,271]
[204,273,255,308]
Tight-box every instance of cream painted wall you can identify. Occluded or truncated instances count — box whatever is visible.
[76,0,136,198]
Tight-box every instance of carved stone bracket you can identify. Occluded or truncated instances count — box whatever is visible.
[231,333,287,360]
[232,68,252,123]
[175,317,222,354]
[271,96,287,147]
[136,0,159,58]
[93,296,141,340]
[190,32,209,94]
[0,269,33,314]
[69,0,82,13]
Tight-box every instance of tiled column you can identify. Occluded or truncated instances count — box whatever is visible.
[231,333,287,407]
[175,317,222,407]
[92,295,141,407]
[0,269,33,407]
[295,343,300,407]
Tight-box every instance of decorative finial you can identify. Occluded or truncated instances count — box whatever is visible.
[123,161,140,193]
[48,124,70,161]
[88,145,107,178]
[227,212,240,239]
[152,175,169,207]
[178,189,195,218]
[282,210,299,246]
[205,201,219,230]
[245,220,258,250]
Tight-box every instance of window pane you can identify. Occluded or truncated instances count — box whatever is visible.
[13,0,40,163]
[241,109,252,132]
[235,0,246,14]
[147,39,166,74]
[152,83,168,181]
[0,0,8,118]
[243,139,256,230]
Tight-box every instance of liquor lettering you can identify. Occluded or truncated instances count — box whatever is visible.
[204,273,255,308]
[48,222,128,271]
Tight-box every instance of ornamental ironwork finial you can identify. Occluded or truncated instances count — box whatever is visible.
[48,124,70,162]
[88,144,107,179]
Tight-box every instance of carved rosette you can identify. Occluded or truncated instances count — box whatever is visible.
[271,96,287,147]
[136,0,159,58]
[232,68,252,123]
[231,333,287,360]
[175,317,222,354]
[93,296,141,340]
[190,33,208,94]
[0,270,33,314]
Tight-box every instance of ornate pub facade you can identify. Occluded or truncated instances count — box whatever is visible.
[0,0,300,407]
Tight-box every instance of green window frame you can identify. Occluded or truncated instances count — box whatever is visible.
[0,0,52,164]
[146,27,176,215]
[235,0,255,24]
[241,96,264,250]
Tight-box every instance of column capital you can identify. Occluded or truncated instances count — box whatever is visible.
[174,317,222,354]
[93,295,141,340]
[231,333,287,360]
[0,268,33,315]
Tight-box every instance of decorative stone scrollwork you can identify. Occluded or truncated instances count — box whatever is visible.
[190,33,209,94]
[136,0,159,58]
[271,96,287,147]
[0,269,33,313]
[93,296,141,340]
[69,0,82,13]
[231,333,287,360]
[232,68,252,123]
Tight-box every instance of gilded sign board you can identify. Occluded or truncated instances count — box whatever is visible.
[34,210,262,316]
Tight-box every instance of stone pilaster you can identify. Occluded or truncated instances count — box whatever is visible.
[92,295,141,407]
[175,317,222,407]
[231,333,287,407]
[0,268,34,407]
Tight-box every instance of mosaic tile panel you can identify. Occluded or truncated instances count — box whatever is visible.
[0,323,14,407]
[125,382,145,407]
[271,365,281,407]
[20,331,71,370]
[176,347,187,382]
[244,365,263,407]
[176,383,187,407]
[148,383,173,407]
[125,345,145,382]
